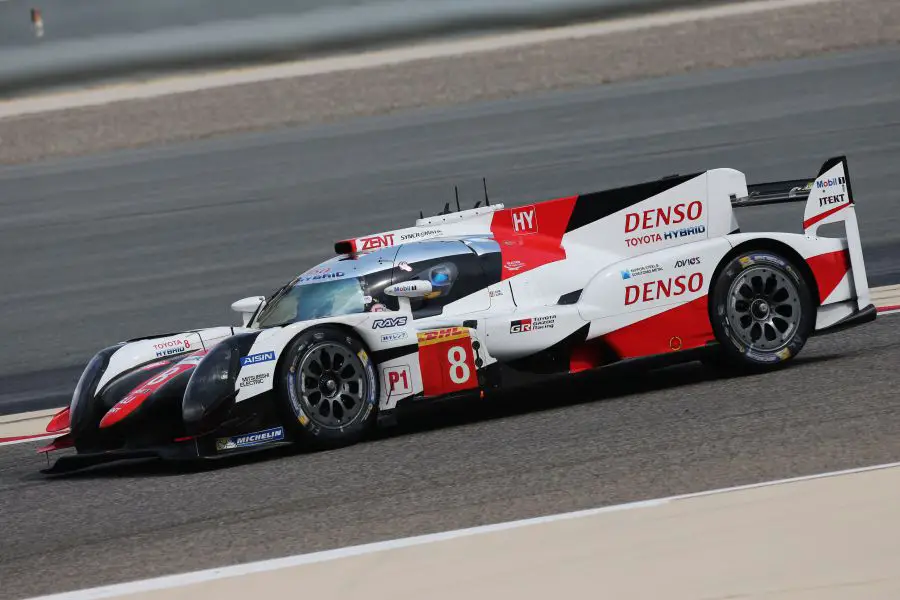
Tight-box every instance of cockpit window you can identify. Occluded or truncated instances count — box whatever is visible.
[255,278,366,328]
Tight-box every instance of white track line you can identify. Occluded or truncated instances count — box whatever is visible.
[23,459,900,600]
[0,408,60,424]
[0,433,58,448]
[0,0,838,120]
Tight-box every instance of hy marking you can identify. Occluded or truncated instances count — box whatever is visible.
[21,460,900,600]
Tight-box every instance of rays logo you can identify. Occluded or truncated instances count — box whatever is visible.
[372,316,408,329]
[510,315,555,333]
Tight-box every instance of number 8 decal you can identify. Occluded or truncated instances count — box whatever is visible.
[447,346,470,384]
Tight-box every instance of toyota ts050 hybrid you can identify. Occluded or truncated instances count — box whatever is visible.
[38,156,874,473]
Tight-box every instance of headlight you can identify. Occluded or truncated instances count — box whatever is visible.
[182,339,241,429]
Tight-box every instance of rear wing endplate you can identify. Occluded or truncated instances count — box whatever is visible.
[733,156,869,310]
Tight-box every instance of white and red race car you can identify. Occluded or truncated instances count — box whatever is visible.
[40,156,874,473]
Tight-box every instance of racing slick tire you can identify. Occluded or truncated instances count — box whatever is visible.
[279,326,378,449]
[708,250,815,372]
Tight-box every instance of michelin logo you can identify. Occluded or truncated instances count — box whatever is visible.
[216,426,285,451]
[240,351,275,367]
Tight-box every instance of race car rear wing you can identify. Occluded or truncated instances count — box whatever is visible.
[734,156,869,310]
[731,178,813,207]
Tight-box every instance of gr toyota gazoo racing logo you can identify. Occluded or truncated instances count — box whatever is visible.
[625,273,704,305]
[510,318,532,333]
[510,315,556,333]
[624,201,705,248]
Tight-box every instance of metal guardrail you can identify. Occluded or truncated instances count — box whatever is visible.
[0,0,747,95]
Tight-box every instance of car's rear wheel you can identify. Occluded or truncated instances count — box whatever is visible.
[279,326,377,448]
[708,250,815,371]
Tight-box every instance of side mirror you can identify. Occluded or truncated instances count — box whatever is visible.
[231,296,265,327]
[384,280,433,298]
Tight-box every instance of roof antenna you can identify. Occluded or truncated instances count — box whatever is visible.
[455,186,461,212]
[473,200,482,208]
[482,177,490,206]
[419,210,424,219]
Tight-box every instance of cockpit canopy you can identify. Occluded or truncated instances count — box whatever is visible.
[253,238,501,328]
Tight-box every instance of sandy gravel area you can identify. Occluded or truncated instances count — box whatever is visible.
[0,0,898,165]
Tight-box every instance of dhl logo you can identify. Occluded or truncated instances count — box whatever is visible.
[417,327,470,347]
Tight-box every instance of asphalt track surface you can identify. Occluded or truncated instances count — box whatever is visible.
[0,46,899,598]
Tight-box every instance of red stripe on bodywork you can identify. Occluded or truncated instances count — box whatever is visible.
[491,196,578,280]
[46,407,70,433]
[36,433,74,454]
[99,352,206,429]
[806,249,850,303]
[803,202,850,231]
[602,296,713,359]
[0,433,54,444]
[569,341,606,373]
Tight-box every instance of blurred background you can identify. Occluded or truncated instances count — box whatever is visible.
[0,0,735,93]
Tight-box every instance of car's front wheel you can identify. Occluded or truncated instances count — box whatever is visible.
[279,326,378,448]
[709,250,815,371]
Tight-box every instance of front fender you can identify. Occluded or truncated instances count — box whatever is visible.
[182,332,260,433]
[232,312,414,404]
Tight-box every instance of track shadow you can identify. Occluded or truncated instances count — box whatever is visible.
[375,352,844,440]
[37,444,300,480]
[39,353,843,479]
